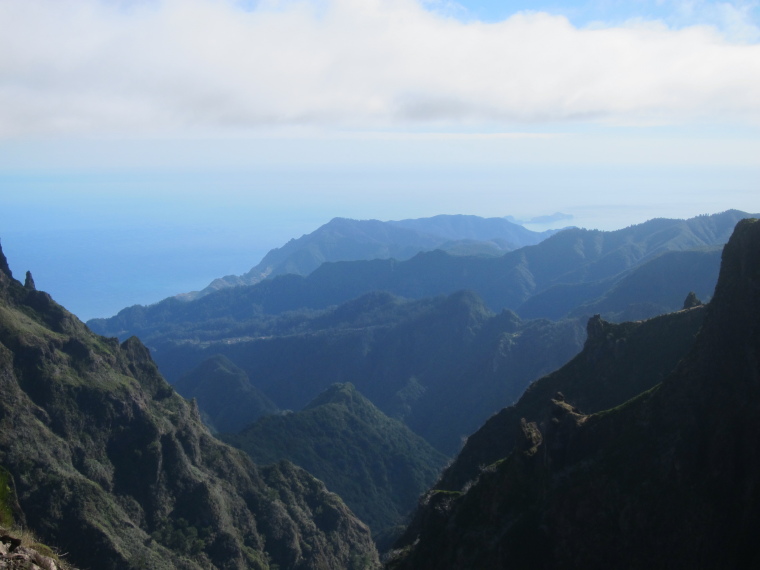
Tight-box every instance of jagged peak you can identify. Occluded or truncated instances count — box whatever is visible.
[24,271,35,290]
[585,313,610,342]
[0,240,12,280]
[703,218,760,331]
[682,291,702,309]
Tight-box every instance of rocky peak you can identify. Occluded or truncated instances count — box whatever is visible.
[24,271,36,290]
[701,218,760,335]
[585,314,609,342]
[682,291,702,309]
[0,241,11,280]
[516,418,542,452]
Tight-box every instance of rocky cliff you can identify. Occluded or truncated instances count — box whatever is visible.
[0,245,379,570]
[429,300,706,493]
[388,218,760,569]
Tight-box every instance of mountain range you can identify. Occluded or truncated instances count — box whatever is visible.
[181,215,560,299]
[86,211,752,455]
[387,218,760,569]
[119,291,586,455]
[81,210,755,554]
[3,209,759,569]
[89,210,751,345]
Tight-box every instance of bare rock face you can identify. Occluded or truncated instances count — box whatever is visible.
[0,532,70,570]
[585,314,607,340]
[23,271,35,290]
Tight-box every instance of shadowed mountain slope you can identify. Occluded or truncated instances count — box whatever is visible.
[387,218,760,569]
[224,383,447,541]
[433,299,706,493]
[143,292,586,455]
[517,246,721,321]
[173,355,279,434]
[0,245,379,570]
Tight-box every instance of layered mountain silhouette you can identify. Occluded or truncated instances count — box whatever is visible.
[224,383,447,546]
[79,210,756,565]
[89,210,751,344]
[387,218,760,569]
[0,244,379,570]
[518,246,721,321]
[127,291,586,455]
[85,211,752,457]
[181,215,559,299]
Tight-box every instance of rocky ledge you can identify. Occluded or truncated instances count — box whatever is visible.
[0,531,75,570]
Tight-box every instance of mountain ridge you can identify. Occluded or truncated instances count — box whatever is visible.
[141,291,586,455]
[0,243,380,570]
[224,382,448,543]
[387,218,760,569]
[181,214,559,300]
[90,210,753,342]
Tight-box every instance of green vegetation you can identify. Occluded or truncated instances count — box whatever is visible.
[0,244,380,570]
[151,518,213,557]
[143,290,585,455]
[0,466,16,527]
[89,210,749,345]
[174,354,278,433]
[224,383,447,546]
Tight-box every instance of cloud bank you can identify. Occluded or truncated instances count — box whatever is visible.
[1,0,759,137]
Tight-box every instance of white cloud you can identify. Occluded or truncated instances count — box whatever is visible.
[1,0,759,137]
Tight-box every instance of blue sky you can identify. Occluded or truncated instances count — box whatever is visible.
[0,0,758,319]
[451,0,759,31]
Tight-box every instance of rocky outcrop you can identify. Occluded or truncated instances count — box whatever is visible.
[424,303,705,495]
[682,290,702,309]
[23,271,35,290]
[0,531,71,570]
[388,218,760,569]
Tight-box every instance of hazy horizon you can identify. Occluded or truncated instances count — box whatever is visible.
[1,0,758,320]
[2,205,755,322]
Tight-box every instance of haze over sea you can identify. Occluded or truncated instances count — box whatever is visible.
[1,0,758,320]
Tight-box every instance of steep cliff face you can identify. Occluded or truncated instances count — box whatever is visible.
[0,246,379,570]
[388,218,760,569]
[430,302,706,493]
